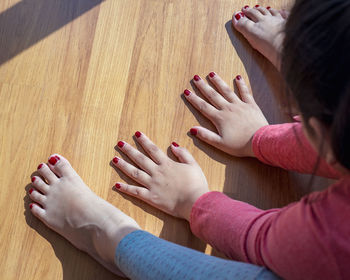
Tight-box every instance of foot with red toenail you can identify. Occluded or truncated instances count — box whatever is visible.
[232,4,287,70]
[28,154,140,276]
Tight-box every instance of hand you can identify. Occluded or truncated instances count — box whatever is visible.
[112,133,209,221]
[184,73,269,157]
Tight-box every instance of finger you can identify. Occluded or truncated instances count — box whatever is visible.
[190,126,223,147]
[114,182,150,201]
[170,142,196,165]
[112,156,151,186]
[208,72,239,103]
[116,139,156,173]
[130,133,166,165]
[192,75,229,109]
[235,75,255,103]
[183,89,219,121]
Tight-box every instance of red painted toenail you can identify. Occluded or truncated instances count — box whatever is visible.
[172,142,179,147]
[244,5,249,9]
[55,156,60,161]
[255,5,260,8]
[190,128,198,136]
[209,72,215,78]
[113,157,119,164]
[30,203,33,209]
[117,141,125,148]
[184,89,191,96]
[267,6,271,9]
[135,131,142,138]
[236,75,242,81]
[115,183,121,189]
[48,156,58,165]
[37,163,43,170]
[31,177,36,183]
[235,13,241,20]
[29,188,34,194]
[193,75,201,81]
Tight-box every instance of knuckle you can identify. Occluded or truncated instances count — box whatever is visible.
[148,144,159,154]
[132,168,140,178]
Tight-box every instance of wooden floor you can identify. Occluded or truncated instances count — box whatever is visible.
[0,0,333,279]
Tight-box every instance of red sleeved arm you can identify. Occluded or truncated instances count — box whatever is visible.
[252,123,341,179]
[190,186,350,280]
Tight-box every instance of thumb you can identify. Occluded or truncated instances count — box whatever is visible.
[170,142,197,165]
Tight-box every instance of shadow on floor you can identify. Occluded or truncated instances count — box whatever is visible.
[0,0,103,66]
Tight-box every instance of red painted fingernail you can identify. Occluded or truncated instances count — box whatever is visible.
[267,6,271,10]
[193,75,201,81]
[172,142,179,147]
[244,5,249,9]
[235,13,241,20]
[236,75,242,80]
[29,188,34,194]
[37,163,43,170]
[135,131,142,138]
[190,128,198,136]
[112,157,119,164]
[184,89,191,96]
[117,141,125,148]
[115,183,121,189]
[48,156,58,165]
[255,5,260,8]
[31,177,36,183]
[209,72,215,78]
[30,203,34,209]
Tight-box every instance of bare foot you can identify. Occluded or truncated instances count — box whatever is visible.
[232,5,286,70]
[28,154,140,277]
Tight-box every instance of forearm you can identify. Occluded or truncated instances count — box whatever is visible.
[252,123,340,179]
[115,230,280,280]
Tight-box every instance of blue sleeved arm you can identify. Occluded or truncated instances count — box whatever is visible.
[115,230,280,280]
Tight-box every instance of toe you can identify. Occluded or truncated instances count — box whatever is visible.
[47,154,76,177]
[29,188,47,207]
[243,7,264,22]
[37,163,58,184]
[232,12,254,32]
[30,203,46,220]
[31,176,49,194]
[255,6,270,15]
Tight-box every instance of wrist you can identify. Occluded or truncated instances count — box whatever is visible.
[180,190,209,222]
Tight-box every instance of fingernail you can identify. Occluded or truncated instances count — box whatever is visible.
[29,203,34,209]
[255,5,260,8]
[172,142,179,147]
[113,157,119,164]
[135,131,142,138]
[37,163,43,170]
[117,141,125,148]
[193,75,201,81]
[267,6,271,10]
[235,13,241,20]
[190,128,198,136]
[31,177,36,183]
[29,188,34,194]
[244,5,249,9]
[48,156,58,165]
[184,89,191,96]
[236,75,242,81]
[209,72,215,78]
[115,183,121,189]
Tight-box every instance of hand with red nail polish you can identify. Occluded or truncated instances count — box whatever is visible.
[183,73,268,157]
[112,132,209,221]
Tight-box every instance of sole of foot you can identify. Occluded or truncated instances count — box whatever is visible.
[29,154,140,277]
[232,5,287,70]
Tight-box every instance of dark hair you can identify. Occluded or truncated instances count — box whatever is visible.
[281,0,350,170]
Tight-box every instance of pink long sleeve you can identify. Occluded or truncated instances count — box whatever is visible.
[252,123,341,179]
[189,123,350,279]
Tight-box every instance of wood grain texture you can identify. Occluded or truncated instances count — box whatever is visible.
[1,0,333,279]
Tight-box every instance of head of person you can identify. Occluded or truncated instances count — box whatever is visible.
[282,0,350,174]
